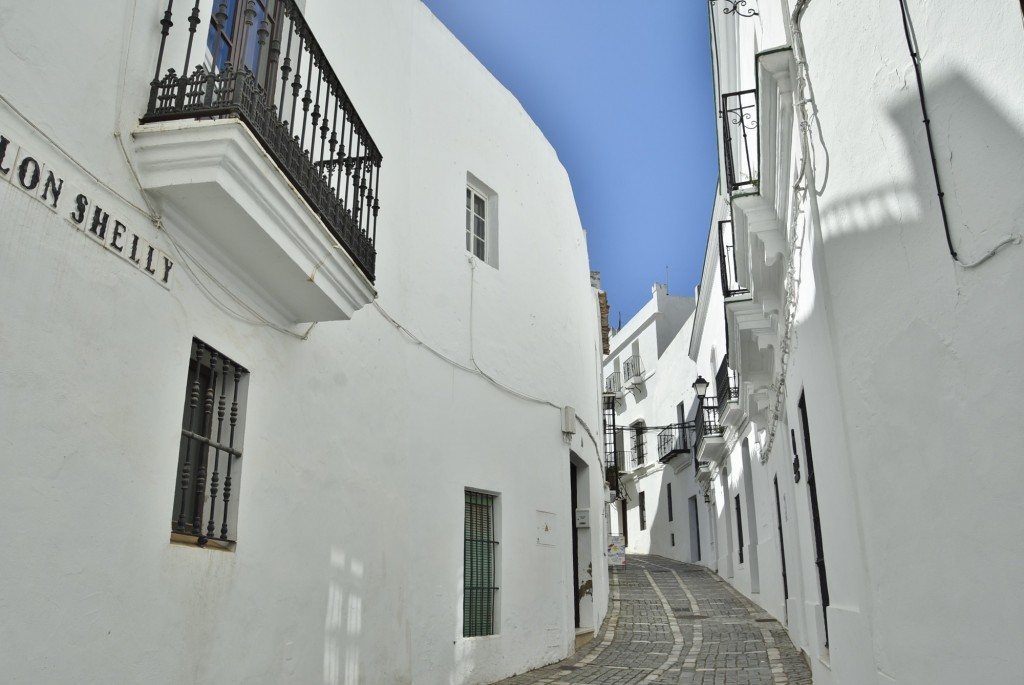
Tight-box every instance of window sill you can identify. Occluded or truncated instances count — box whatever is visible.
[170,532,236,552]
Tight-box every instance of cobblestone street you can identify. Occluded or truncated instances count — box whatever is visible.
[493,555,812,685]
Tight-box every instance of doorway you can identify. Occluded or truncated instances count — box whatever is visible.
[688,495,701,562]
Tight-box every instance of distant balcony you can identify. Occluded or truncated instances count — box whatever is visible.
[623,356,645,385]
[134,1,381,322]
[715,355,743,426]
[694,402,727,465]
[604,371,622,395]
[657,423,691,462]
[722,89,759,193]
[718,220,750,298]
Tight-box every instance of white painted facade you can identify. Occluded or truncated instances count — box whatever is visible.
[0,1,609,683]
[612,1,1024,683]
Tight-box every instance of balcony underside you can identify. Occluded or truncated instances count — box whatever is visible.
[133,120,375,323]
[696,435,727,466]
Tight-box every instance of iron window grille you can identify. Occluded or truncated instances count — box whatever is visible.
[173,338,248,547]
[630,422,647,469]
[143,0,382,282]
[639,491,647,531]
[721,89,759,192]
[464,490,499,637]
[718,221,750,298]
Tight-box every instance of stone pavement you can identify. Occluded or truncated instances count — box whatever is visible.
[492,555,812,685]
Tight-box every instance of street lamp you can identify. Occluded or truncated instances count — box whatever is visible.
[692,375,709,400]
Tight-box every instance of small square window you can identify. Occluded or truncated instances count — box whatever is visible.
[171,338,249,548]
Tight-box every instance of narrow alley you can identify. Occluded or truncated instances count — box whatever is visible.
[494,556,812,685]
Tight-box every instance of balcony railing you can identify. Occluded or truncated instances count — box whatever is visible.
[657,423,691,462]
[716,355,740,409]
[695,402,725,449]
[718,220,749,298]
[721,89,759,193]
[604,371,622,394]
[629,428,647,469]
[602,396,620,496]
[623,356,644,382]
[143,0,382,281]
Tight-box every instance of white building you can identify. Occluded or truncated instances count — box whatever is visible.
[0,1,609,683]
[617,1,1024,684]
[602,285,701,561]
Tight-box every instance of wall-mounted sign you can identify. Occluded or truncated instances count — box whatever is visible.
[0,131,173,289]
[607,535,625,566]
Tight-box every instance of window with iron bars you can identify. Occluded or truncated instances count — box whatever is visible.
[630,421,647,468]
[639,491,647,531]
[464,490,499,637]
[172,339,249,548]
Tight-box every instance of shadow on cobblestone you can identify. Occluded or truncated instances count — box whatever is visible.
[489,555,812,685]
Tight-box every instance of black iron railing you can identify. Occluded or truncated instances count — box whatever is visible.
[603,395,619,495]
[623,355,644,382]
[657,423,691,461]
[718,220,749,298]
[604,371,622,394]
[143,0,381,281]
[695,402,725,449]
[713,0,760,18]
[721,89,758,193]
[629,425,647,469]
[716,355,740,409]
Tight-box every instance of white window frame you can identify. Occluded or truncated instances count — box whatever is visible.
[466,173,498,267]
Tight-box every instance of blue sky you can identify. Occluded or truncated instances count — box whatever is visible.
[420,0,719,323]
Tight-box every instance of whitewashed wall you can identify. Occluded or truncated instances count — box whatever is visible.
[0,1,608,683]
[707,0,1024,683]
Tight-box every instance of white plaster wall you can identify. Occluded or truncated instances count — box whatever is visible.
[785,1,1024,683]
[0,1,609,683]
[705,0,1024,682]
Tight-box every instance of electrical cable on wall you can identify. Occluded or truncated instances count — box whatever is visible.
[896,0,1021,268]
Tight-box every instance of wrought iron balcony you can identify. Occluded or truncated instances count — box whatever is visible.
[716,355,746,427]
[718,220,749,298]
[721,89,759,193]
[623,356,644,383]
[715,356,740,408]
[629,427,647,470]
[604,371,622,395]
[657,423,691,462]
[143,0,381,282]
[695,402,725,451]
